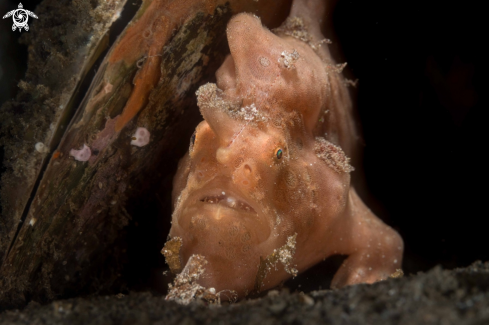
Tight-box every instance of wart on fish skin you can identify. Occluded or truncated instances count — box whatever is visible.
[165,6,403,301]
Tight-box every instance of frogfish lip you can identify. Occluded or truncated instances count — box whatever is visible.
[199,191,256,214]
[175,184,271,244]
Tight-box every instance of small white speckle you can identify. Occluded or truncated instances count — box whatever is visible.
[367,254,370,258]
[35,142,49,153]
[29,218,37,226]
[394,259,398,264]
[222,192,225,195]
[369,267,372,271]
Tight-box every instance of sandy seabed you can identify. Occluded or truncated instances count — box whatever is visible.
[1,261,488,325]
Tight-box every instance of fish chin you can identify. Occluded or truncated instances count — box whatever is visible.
[174,189,271,245]
[169,188,277,295]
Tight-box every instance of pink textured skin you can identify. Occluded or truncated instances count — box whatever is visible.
[168,12,403,298]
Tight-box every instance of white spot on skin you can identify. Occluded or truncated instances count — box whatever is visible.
[29,218,37,226]
[259,56,270,67]
[131,127,150,147]
[70,144,91,162]
[394,259,398,264]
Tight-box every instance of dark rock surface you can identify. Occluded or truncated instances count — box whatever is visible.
[2,261,489,325]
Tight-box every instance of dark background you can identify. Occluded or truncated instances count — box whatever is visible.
[333,0,488,274]
[0,0,38,106]
[1,0,487,290]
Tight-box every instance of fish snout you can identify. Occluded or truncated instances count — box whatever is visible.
[213,147,258,191]
[232,161,255,187]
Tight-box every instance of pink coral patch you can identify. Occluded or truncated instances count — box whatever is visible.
[69,144,91,162]
[131,127,150,147]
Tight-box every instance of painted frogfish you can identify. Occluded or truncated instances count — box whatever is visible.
[163,9,403,302]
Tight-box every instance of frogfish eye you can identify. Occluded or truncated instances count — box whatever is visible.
[275,148,283,159]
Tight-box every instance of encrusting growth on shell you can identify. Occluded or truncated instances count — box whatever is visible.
[69,144,91,162]
[35,142,49,153]
[130,127,150,147]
